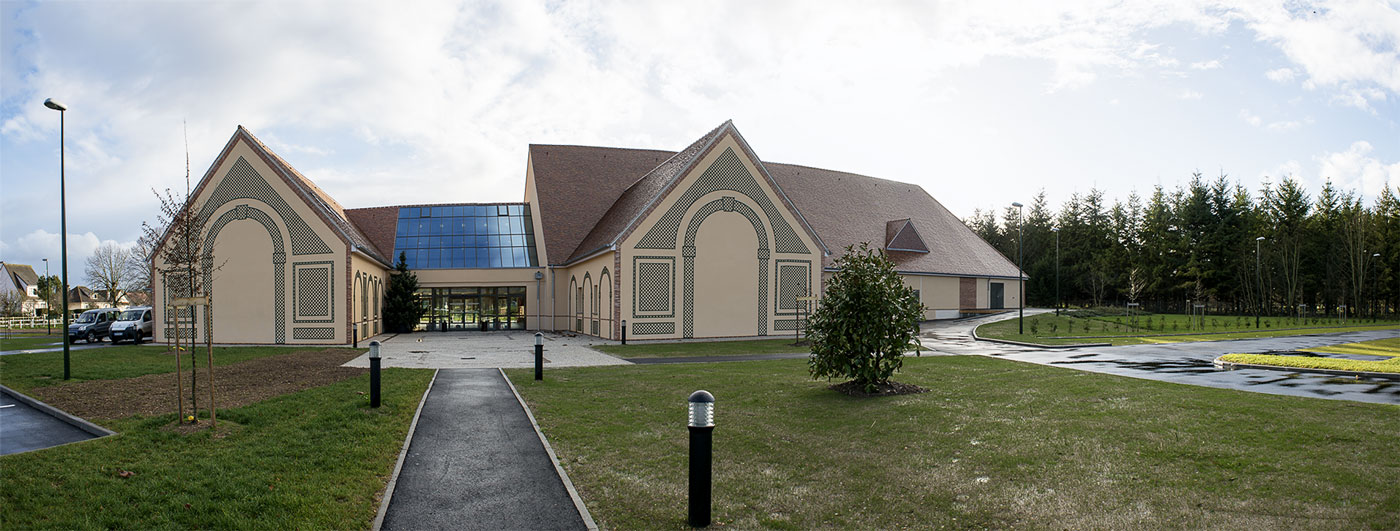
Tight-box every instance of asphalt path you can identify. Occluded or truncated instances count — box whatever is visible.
[0,389,98,455]
[380,369,586,531]
[0,340,122,356]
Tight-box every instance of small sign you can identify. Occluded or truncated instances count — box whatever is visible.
[171,296,209,306]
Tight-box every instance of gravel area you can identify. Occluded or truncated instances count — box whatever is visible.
[30,348,367,420]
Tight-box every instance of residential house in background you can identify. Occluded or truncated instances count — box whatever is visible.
[0,262,41,316]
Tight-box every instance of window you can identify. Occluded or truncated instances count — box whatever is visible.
[395,204,539,269]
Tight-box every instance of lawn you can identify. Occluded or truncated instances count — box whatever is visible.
[1217,337,1400,375]
[593,338,809,358]
[0,346,434,529]
[977,312,1400,346]
[0,345,314,393]
[1306,337,1400,358]
[0,333,67,352]
[508,357,1400,529]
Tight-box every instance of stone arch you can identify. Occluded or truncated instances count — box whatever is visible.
[202,203,287,344]
[600,267,613,339]
[681,196,769,338]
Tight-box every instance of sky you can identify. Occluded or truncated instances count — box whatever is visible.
[2,0,1398,278]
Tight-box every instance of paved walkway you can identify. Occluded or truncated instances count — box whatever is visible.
[0,388,101,455]
[346,332,628,370]
[380,369,586,531]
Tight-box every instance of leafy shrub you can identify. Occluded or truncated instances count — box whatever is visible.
[807,243,922,393]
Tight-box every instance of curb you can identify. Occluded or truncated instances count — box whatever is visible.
[500,368,600,531]
[372,368,440,531]
[1212,357,1400,381]
[968,328,1110,349]
[0,384,115,438]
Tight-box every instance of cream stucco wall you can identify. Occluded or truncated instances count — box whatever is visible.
[617,133,822,340]
[153,136,353,345]
[900,274,961,320]
[351,252,389,342]
[558,251,615,338]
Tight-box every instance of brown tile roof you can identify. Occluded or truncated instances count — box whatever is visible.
[527,145,675,264]
[236,127,393,268]
[343,206,399,264]
[563,121,732,263]
[764,163,1022,278]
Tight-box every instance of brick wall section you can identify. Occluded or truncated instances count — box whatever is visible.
[960,277,976,309]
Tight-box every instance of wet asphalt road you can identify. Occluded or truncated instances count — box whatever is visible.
[0,389,98,455]
[920,312,1400,405]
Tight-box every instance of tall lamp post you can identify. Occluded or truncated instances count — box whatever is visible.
[1011,201,1024,334]
[1373,253,1381,318]
[44,98,71,380]
[1051,227,1060,316]
[1255,236,1265,329]
[42,258,50,335]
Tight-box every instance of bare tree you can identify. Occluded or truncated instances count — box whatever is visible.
[84,242,138,306]
[140,123,219,423]
[0,289,24,317]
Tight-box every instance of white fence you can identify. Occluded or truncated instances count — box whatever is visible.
[1,317,62,329]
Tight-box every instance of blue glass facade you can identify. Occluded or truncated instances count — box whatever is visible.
[394,204,539,269]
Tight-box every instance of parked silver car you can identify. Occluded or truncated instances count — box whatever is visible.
[109,306,153,344]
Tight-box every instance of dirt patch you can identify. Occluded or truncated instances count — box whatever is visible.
[31,349,366,420]
[829,380,929,397]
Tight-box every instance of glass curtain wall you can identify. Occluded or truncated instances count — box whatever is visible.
[395,204,538,269]
[414,287,528,331]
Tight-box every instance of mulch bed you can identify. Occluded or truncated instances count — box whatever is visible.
[830,380,929,397]
[30,349,367,420]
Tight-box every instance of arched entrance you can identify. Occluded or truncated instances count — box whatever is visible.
[681,196,769,338]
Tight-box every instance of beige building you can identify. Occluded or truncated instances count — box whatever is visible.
[152,122,1021,344]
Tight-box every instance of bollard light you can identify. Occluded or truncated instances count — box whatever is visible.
[687,390,714,528]
[369,340,381,408]
[534,332,544,381]
[687,390,714,428]
[621,319,627,345]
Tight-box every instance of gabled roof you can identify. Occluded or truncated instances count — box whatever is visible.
[237,128,392,267]
[526,125,1019,278]
[565,121,732,263]
[343,206,399,263]
[3,263,39,287]
[162,127,392,268]
[764,163,1023,279]
[528,145,675,265]
[885,219,929,253]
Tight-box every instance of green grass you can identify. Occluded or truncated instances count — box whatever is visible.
[0,345,340,393]
[593,338,809,358]
[0,333,66,351]
[0,368,434,529]
[508,358,1400,529]
[1306,337,1400,358]
[977,312,1400,346]
[1219,353,1400,374]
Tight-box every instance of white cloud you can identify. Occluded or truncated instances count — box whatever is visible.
[1237,2,1400,98]
[1239,109,1262,127]
[1317,141,1400,202]
[1266,120,1300,131]
[1265,67,1296,83]
[1178,89,1204,100]
[4,229,138,282]
[1190,59,1221,70]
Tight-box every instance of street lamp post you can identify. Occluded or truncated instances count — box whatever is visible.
[1012,201,1024,334]
[1255,236,1265,329]
[1373,253,1381,319]
[42,258,50,335]
[44,97,71,380]
[1051,227,1060,316]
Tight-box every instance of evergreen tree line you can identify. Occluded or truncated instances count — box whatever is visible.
[967,174,1400,318]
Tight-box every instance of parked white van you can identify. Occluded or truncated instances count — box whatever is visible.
[110,306,153,344]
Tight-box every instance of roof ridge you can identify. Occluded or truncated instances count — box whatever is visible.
[562,121,733,262]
